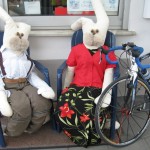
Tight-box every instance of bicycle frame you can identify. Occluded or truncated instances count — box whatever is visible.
[127,55,138,113]
[95,43,150,147]
[105,43,150,113]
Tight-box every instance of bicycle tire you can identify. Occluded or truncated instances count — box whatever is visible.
[95,75,150,147]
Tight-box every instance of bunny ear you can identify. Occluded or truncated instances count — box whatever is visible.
[71,17,93,31]
[0,6,15,25]
[91,0,109,28]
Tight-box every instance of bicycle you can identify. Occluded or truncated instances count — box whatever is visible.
[95,43,150,147]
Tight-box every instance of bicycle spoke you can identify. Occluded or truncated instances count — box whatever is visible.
[95,76,150,147]
[131,115,143,129]
[131,113,148,121]
[128,117,136,138]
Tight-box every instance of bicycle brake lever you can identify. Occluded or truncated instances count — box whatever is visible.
[127,42,135,47]
[122,43,127,50]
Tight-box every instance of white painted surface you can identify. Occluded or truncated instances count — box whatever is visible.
[29,36,71,60]
[116,0,150,56]
[143,0,150,18]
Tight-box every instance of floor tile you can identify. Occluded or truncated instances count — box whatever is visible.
[143,135,150,147]
[68,145,108,150]
[107,139,149,150]
[36,148,68,150]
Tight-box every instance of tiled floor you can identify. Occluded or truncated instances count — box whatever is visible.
[35,137,150,150]
[2,128,150,150]
[46,128,149,150]
[1,116,150,150]
[36,136,150,150]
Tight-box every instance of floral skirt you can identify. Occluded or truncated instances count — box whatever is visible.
[55,84,104,147]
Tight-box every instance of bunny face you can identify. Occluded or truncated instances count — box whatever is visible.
[3,22,31,54]
[0,6,31,54]
[71,17,108,49]
[82,21,107,49]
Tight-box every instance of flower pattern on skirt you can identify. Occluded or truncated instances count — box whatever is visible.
[55,84,106,147]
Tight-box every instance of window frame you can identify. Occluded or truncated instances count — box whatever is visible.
[0,0,130,30]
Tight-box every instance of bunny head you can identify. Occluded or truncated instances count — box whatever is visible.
[71,0,109,50]
[71,17,108,49]
[4,22,31,54]
[0,7,31,54]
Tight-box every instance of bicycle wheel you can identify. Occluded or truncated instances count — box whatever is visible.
[95,75,150,147]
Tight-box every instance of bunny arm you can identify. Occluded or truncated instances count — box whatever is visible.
[28,72,55,99]
[0,77,13,117]
[94,68,113,106]
[63,66,75,89]
[0,6,15,25]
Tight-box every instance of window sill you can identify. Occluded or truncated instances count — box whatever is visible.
[30,29,136,37]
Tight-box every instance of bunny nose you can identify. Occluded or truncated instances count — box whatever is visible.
[91,29,99,35]
[16,32,24,39]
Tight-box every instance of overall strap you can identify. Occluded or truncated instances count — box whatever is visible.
[0,51,6,76]
[26,55,34,76]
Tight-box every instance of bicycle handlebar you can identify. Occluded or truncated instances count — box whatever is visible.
[104,43,150,70]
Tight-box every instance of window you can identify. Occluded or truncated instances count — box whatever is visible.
[7,0,119,16]
[0,0,130,30]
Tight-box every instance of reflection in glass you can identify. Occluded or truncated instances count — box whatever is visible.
[8,0,25,16]
[7,0,68,16]
[109,0,116,8]
[7,0,119,16]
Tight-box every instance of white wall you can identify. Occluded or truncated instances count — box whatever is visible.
[29,0,150,60]
[116,0,150,55]
[29,36,71,60]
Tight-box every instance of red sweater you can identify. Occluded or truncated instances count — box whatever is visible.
[67,44,117,88]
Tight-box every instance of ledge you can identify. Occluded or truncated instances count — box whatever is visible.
[30,29,136,37]
[110,29,136,36]
[30,29,73,37]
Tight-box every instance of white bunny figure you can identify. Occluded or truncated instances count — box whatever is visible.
[55,0,119,147]
[0,7,55,136]
[65,0,113,107]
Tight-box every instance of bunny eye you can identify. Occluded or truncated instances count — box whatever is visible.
[91,29,94,33]
[96,29,99,33]
[21,33,24,37]
[16,32,20,36]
